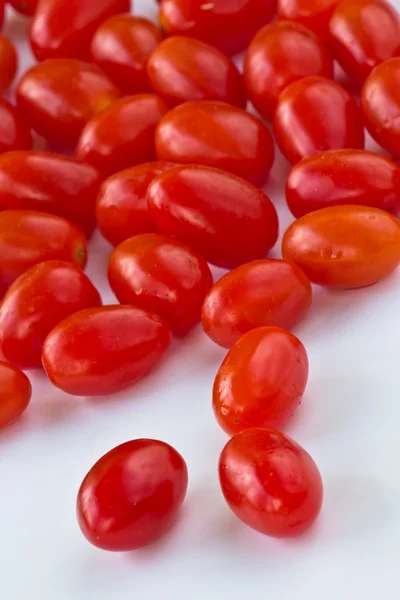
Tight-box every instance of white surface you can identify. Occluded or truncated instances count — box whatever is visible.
[1,1,400,598]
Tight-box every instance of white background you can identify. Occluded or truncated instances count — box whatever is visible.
[1,1,399,598]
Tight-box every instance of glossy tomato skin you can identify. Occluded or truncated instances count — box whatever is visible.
[277,0,341,40]
[0,151,102,236]
[219,428,323,537]
[77,439,188,551]
[244,22,333,121]
[286,149,400,217]
[147,36,247,108]
[76,95,168,177]
[213,327,308,436]
[273,76,365,164]
[147,165,279,268]
[9,0,38,15]
[202,259,312,348]
[0,35,17,92]
[0,362,31,428]
[16,59,121,146]
[155,101,275,186]
[108,233,213,335]
[159,0,275,56]
[0,261,101,369]
[0,210,87,296]
[42,305,172,396]
[91,15,162,95]
[30,0,131,61]
[282,205,400,288]
[329,0,400,85]
[0,98,32,154]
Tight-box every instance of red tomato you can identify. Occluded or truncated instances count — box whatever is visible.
[329,0,400,85]
[0,261,101,369]
[147,36,247,108]
[0,362,31,428]
[202,259,312,348]
[42,305,171,396]
[219,428,323,537]
[244,22,333,121]
[286,149,400,217]
[0,35,17,92]
[155,101,275,186]
[273,76,365,164]
[147,165,279,268]
[0,98,32,154]
[16,59,121,146]
[30,0,131,61]
[108,233,213,335]
[0,151,102,236]
[77,439,188,551]
[0,210,87,296]
[76,95,168,176]
[96,162,175,246]
[90,15,162,95]
[277,0,341,40]
[9,0,38,15]
[282,205,400,288]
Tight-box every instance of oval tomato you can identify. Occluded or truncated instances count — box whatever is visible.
[219,428,323,537]
[17,59,121,146]
[282,205,400,288]
[0,362,31,428]
[9,0,38,15]
[277,0,341,40]
[202,259,312,348]
[155,101,275,186]
[0,98,32,154]
[244,22,333,121]
[147,165,279,268]
[0,35,17,92]
[77,439,188,551]
[76,94,168,176]
[108,233,213,335]
[42,305,172,396]
[0,261,101,369]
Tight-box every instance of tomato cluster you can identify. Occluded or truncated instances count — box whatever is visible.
[1,0,400,554]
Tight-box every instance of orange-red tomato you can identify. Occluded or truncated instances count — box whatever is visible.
[244,22,333,121]
[155,101,275,186]
[286,149,400,217]
[0,98,32,154]
[273,76,365,164]
[0,261,101,369]
[277,0,341,40]
[16,59,121,146]
[202,259,312,348]
[147,36,247,108]
[0,210,87,296]
[90,15,162,94]
[282,205,400,288]
[213,327,309,436]
[76,95,168,176]
[42,305,172,396]
[9,0,38,15]
[0,362,31,428]
[329,0,400,85]
[0,35,17,92]
[108,234,213,335]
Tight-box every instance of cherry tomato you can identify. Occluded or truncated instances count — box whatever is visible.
[244,22,333,121]
[0,2,4,30]
[16,59,121,146]
[30,0,131,61]
[0,35,17,92]
[159,0,275,56]
[0,98,32,154]
[286,149,400,218]
[361,58,400,158]
[147,36,247,108]
[0,210,87,296]
[108,233,213,335]
[219,428,323,537]
[77,439,188,551]
[76,95,168,176]
[155,101,275,186]
[202,259,312,348]
[0,261,101,369]
[9,0,38,15]
[0,151,102,236]
[90,15,162,95]
[329,0,400,85]
[147,165,279,268]
[273,76,365,164]
[42,305,171,396]
[277,0,341,40]
[96,162,175,246]
[282,205,400,288]
[0,362,31,428]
